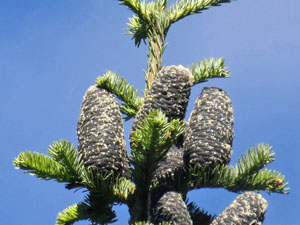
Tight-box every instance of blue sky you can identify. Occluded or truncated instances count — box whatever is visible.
[1,0,299,224]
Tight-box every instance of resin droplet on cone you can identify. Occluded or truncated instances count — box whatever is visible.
[211,192,268,225]
[130,65,193,140]
[77,85,131,179]
[184,87,234,168]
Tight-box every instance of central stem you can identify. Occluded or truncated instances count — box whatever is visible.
[145,32,166,91]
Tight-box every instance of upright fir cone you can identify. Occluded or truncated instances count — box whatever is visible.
[151,144,185,189]
[184,87,234,169]
[77,85,131,179]
[151,190,192,225]
[211,192,268,225]
[130,65,193,140]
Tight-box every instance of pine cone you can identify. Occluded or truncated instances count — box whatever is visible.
[184,87,234,169]
[211,192,268,225]
[130,65,193,140]
[151,144,185,189]
[77,85,131,179]
[151,190,192,225]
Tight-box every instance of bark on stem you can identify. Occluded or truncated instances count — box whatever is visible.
[146,32,165,91]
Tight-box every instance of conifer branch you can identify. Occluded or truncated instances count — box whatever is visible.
[48,140,86,181]
[57,194,118,225]
[119,0,151,28]
[13,140,94,189]
[188,57,230,84]
[232,168,288,193]
[169,0,232,24]
[112,177,136,203]
[83,193,118,224]
[14,141,135,204]
[122,0,171,89]
[124,0,170,46]
[129,110,184,222]
[79,170,135,204]
[189,165,288,194]
[126,13,167,89]
[13,151,75,183]
[188,143,289,194]
[13,1,290,224]
[127,15,149,47]
[235,144,275,177]
[185,200,216,225]
[122,1,233,89]
[96,71,143,120]
[56,203,89,225]
[130,110,184,186]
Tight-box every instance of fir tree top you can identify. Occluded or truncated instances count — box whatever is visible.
[13,1,289,224]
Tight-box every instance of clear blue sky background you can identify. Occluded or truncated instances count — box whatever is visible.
[1,0,299,224]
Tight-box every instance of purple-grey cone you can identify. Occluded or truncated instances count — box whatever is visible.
[184,87,234,169]
[77,85,131,179]
[151,190,192,225]
[130,65,193,141]
[211,191,268,225]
